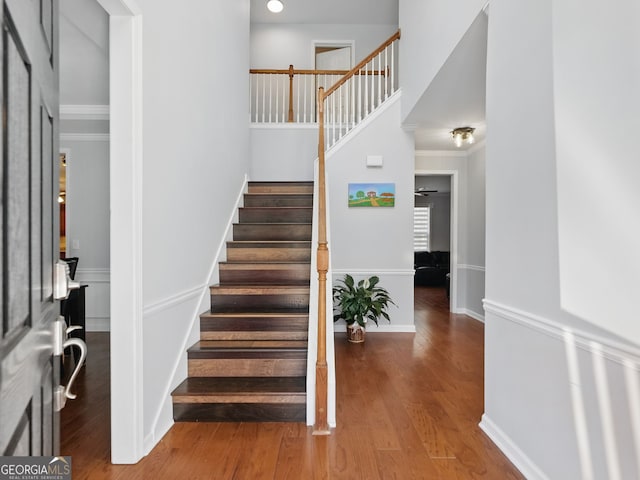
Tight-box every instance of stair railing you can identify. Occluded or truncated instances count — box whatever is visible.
[250,66,390,124]
[313,30,400,434]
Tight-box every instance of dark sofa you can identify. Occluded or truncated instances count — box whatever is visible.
[414,251,450,286]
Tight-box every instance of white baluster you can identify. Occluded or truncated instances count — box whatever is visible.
[391,42,395,94]
[351,76,355,128]
[338,84,343,141]
[358,67,362,122]
[364,63,369,117]
[384,46,389,100]
[377,53,382,107]
[332,93,336,146]
[303,75,307,123]
[370,60,374,113]
[261,75,265,122]
[269,74,273,123]
[293,75,302,123]
[278,75,282,122]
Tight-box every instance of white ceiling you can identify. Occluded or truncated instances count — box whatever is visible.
[406,11,488,151]
[250,0,398,25]
[251,0,487,152]
[66,1,486,151]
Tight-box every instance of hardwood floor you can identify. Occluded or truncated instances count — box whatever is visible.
[61,286,524,479]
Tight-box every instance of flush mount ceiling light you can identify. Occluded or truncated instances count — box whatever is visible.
[451,127,475,148]
[267,0,284,13]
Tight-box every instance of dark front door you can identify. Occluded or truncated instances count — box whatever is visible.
[0,0,60,455]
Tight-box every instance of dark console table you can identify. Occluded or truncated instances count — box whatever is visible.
[60,285,88,362]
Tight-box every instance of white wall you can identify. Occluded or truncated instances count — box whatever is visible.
[251,23,398,69]
[329,96,415,332]
[59,0,109,105]
[399,0,486,121]
[483,1,640,478]
[463,145,485,319]
[250,126,317,180]
[61,139,111,331]
[136,0,251,449]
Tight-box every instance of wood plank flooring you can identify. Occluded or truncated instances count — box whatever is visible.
[61,286,524,479]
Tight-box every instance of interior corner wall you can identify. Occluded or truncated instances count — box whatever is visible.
[250,23,398,69]
[464,145,485,319]
[484,1,640,479]
[398,0,486,121]
[328,97,415,332]
[137,0,251,449]
[61,139,111,331]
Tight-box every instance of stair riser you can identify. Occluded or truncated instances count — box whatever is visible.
[200,315,308,333]
[201,331,308,341]
[239,208,312,224]
[233,224,312,241]
[210,293,310,312]
[188,359,306,377]
[173,403,306,422]
[173,394,305,404]
[219,268,310,285]
[226,248,311,262]
[244,194,313,208]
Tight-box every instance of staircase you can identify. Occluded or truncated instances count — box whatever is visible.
[171,181,313,422]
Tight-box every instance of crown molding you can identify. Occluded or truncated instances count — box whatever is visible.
[60,133,110,142]
[60,104,110,121]
[415,149,467,158]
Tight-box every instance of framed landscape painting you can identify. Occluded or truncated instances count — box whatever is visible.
[348,183,395,207]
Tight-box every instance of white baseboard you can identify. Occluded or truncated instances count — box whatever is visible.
[479,414,549,480]
[333,324,416,333]
[460,308,484,323]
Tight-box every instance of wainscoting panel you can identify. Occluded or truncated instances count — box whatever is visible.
[457,264,485,321]
[482,300,640,480]
[75,268,110,331]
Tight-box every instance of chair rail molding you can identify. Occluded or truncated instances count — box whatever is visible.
[60,104,110,120]
[457,263,485,272]
[60,133,110,142]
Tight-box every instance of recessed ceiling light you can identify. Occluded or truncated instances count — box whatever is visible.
[267,0,284,13]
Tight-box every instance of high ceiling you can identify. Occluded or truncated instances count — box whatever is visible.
[406,11,488,151]
[250,0,398,25]
[251,0,486,152]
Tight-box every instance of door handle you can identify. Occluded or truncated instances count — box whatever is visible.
[54,259,80,300]
[53,317,87,411]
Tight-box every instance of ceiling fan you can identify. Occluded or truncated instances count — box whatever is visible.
[414,188,438,197]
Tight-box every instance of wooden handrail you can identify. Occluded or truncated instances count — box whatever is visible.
[324,29,400,98]
[250,68,388,76]
[312,29,400,434]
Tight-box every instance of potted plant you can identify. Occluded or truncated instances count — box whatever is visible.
[332,274,395,343]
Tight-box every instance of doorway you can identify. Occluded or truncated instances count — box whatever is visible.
[414,171,459,312]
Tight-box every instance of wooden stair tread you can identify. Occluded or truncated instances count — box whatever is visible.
[208,306,310,314]
[189,340,307,353]
[201,311,309,319]
[219,262,310,268]
[233,222,311,226]
[172,377,305,396]
[248,181,313,186]
[227,241,311,247]
[209,285,310,294]
[197,340,308,348]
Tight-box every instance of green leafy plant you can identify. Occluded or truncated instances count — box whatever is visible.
[332,274,395,328]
